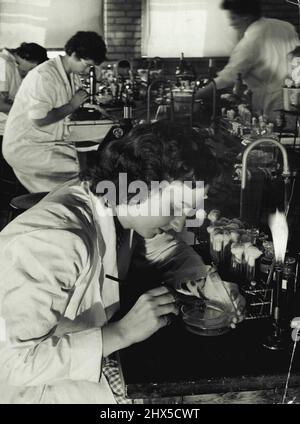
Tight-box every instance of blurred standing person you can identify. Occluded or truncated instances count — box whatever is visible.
[0,42,48,136]
[195,0,300,120]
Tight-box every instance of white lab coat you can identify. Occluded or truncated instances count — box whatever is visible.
[0,180,206,404]
[215,18,300,119]
[0,49,22,135]
[2,56,80,193]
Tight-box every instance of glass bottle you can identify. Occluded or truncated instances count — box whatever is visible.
[251,117,260,136]
[281,257,297,325]
[208,58,215,80]
[233,73,244,98]
[259,241,275,281]
[176,52,195,82]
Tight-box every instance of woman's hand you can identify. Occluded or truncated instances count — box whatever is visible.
[102,286,179,357]
[33,89,90,127]
[69,89,89,111]
[119,286,179,345]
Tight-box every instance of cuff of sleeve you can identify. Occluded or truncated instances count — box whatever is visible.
[28,105,50,120]
[69,328,103,383]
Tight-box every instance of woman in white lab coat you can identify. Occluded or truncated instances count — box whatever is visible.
[0,42,48,136]
[0,122,244,404]
[196,0,300,120]
[2,32,107,193]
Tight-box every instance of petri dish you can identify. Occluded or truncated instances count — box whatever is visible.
[181,301,231,336]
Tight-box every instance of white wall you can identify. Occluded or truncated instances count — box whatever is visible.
[143,0,238,58]
[0,0,103,49]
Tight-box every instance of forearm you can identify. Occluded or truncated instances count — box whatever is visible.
[102,321,133,358]
[33,103,74,127]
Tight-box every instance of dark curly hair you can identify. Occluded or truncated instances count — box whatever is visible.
[65,31,107,66]
[14,42,48,64]
[221,0,262,17]
[83,121,220,204]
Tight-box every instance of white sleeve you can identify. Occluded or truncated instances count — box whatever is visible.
[215,35,258,90]
[0,58,10,93]
[27,72,59,120]
[0,229,103,386]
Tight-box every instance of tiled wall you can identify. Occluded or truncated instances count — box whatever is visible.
[105,0,142,61]
[105,0,300,62]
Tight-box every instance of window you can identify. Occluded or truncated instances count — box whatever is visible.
[0,0,104,49]
[142,0,237,58]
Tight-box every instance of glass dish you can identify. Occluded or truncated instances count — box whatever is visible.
[181,301,231,336]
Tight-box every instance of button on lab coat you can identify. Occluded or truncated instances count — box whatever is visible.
[2,56,80,193]
[0,180,207,404]
[215,18,300,119]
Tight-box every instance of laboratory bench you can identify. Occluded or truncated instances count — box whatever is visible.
[119,311,300,404]
[118,238,300,405]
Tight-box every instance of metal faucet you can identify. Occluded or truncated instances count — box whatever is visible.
[240,137,291,219]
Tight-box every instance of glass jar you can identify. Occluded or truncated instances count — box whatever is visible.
[260,255,273,276]
[284,256,296,276]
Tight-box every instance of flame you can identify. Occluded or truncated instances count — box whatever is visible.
[268,209,289,263]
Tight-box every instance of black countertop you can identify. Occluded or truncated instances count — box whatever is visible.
[120,317,300,399]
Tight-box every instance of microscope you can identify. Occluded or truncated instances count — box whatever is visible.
[99,83,134,149]
[70,66,103,121]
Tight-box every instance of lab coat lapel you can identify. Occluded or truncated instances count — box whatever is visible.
[53,56,73,98]
[89,193,120,320]
[61,186,103,321]
[117,229,135,280]
[63,186,120,322]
